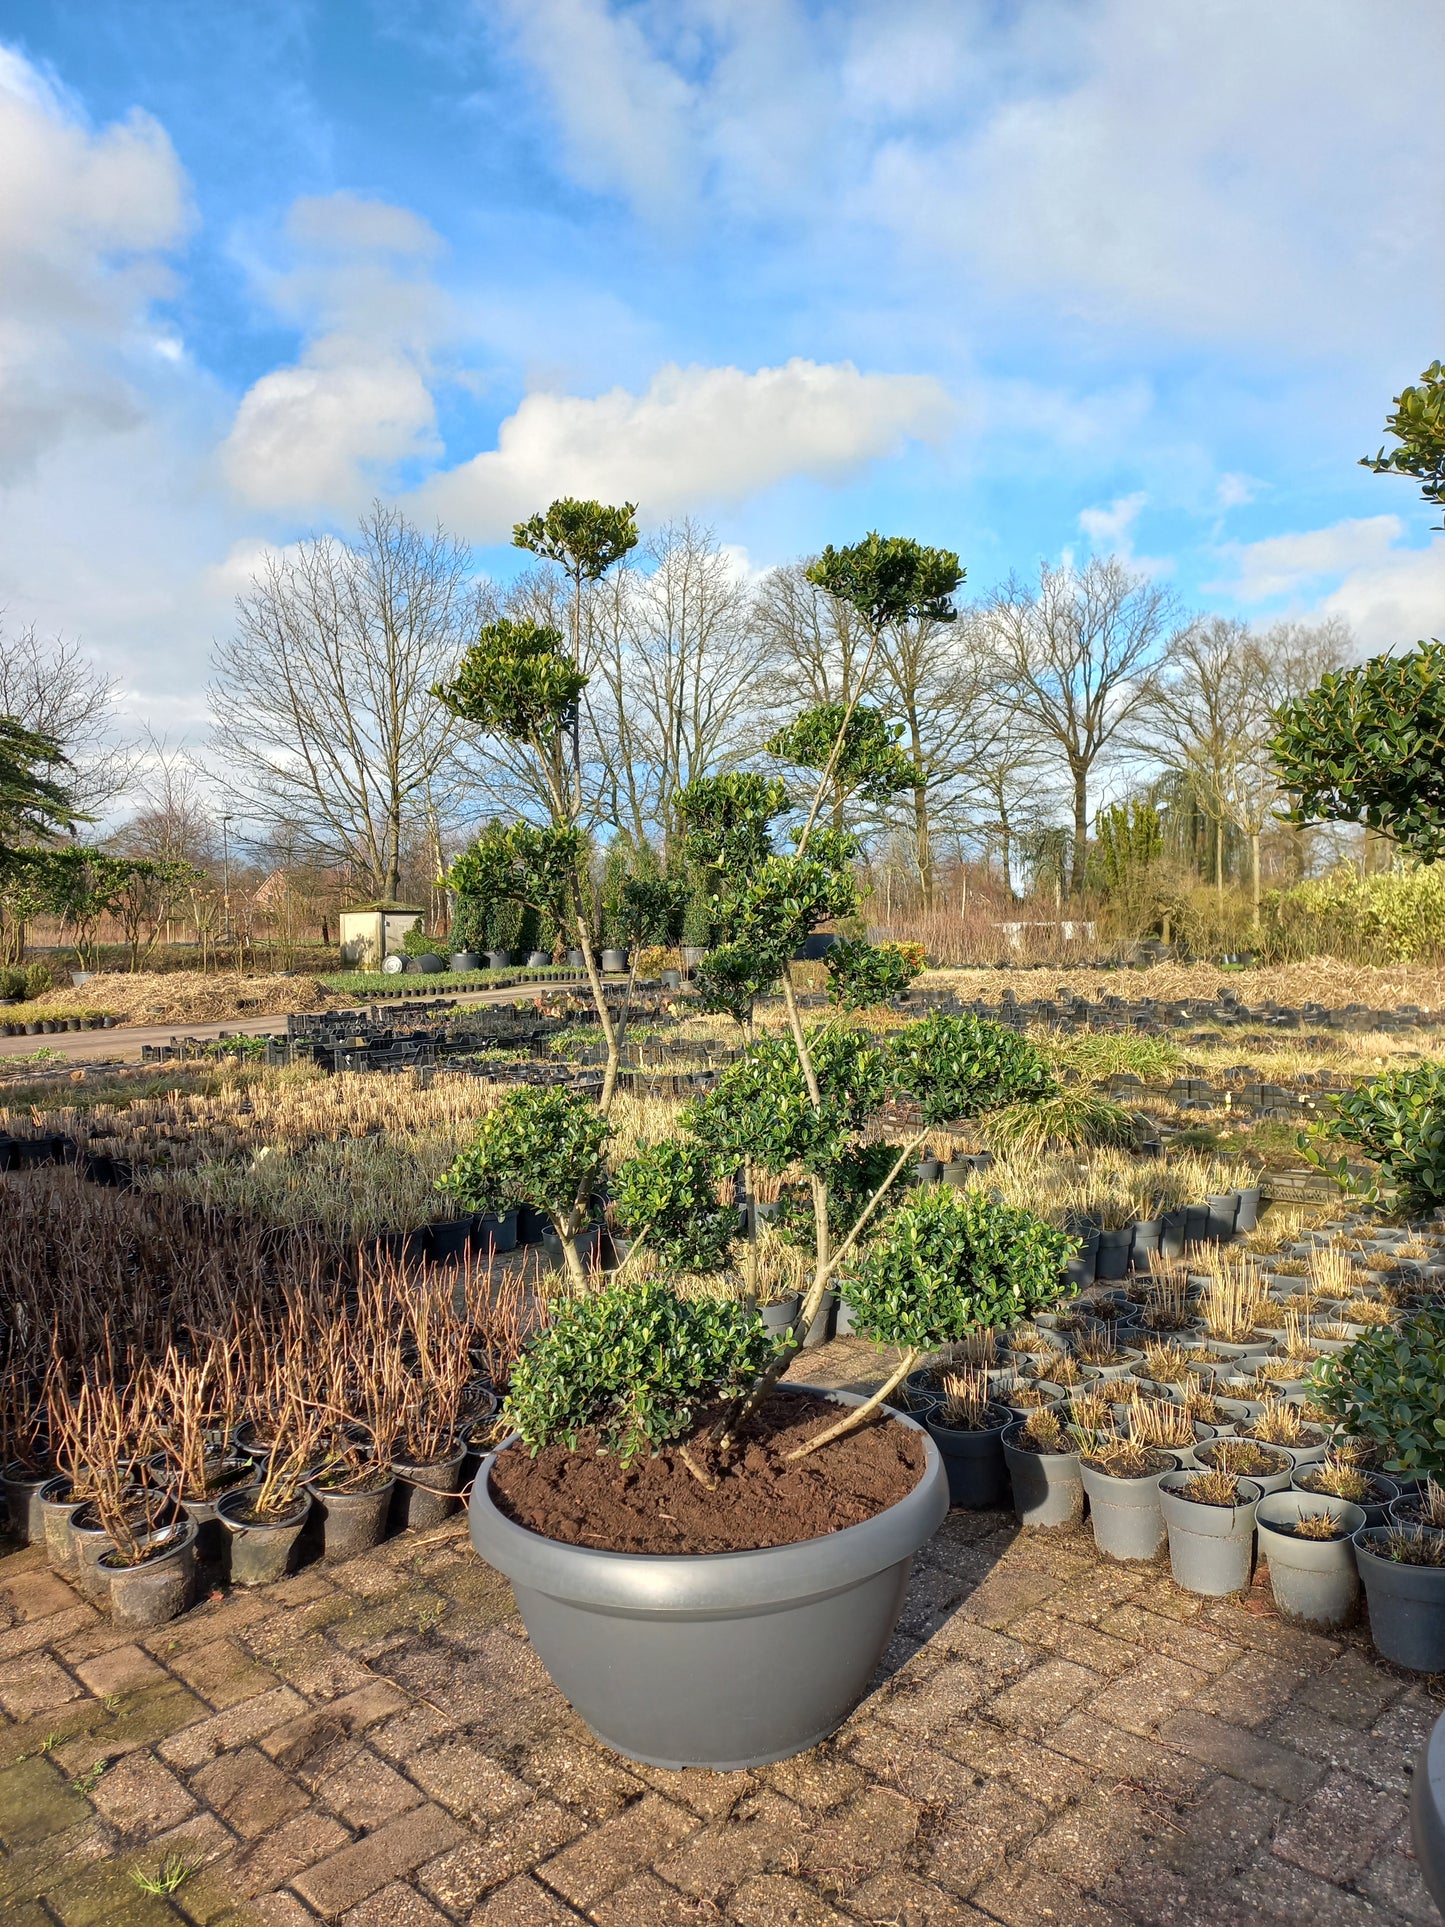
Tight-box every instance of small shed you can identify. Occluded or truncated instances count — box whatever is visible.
[338,902,425,970]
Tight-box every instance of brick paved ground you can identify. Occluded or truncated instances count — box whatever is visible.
[2,1342,1441,1927]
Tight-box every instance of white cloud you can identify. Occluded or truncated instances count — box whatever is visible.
[1216,473,1256,510]
[1220,515,1404,602]
[1078,492,1146,548]
[218,193,449,513]
[1320,538,1445,653]
[418,357,951,539]
[0,44,192,477]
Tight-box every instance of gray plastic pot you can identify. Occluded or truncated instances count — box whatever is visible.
[1159,1472,1262,1595]
[1094,1226,1134,1282]
[1001,1426,1082,1529]
[1292,1466,1397,1527]
[1080,1454,1177,1560]
[1193,1440,1293,1495]
[308,1474,395,1561]
[216,1488,311,1586]
[1353,1526,1445,1670]
[391,1438,466,1531]
[469,1386,948,1769]
[758,1293,801,1334]
[1235,1186,1262,1232]
[600,948,629,973]
[449,952,479,972]
[924,1403,1011,1509]
[1255,1490,1366,1626]
[1410,1708,1445,1917]
[800,1290,836,1350]
[100,1520,198,1630]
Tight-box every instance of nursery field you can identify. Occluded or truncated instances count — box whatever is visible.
[2,978,1444,1923]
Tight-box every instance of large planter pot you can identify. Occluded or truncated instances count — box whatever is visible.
[1205,1192,1240,1241]
[1353,1527,1445,1670]
[1131,1218,1163,1270]
[600,948,629,973]
[391,1438,466,1531]
[1293,1466,1397,1527]
[1080,1454,1177,1560]
[924,1403,1011,1509]
[486,950,511,970]
[216,1488,311,1586]
[1158,1471,1262,1595]
[1410,1710,1445,1917]
[428,1217,473,1266]
[307,1474,395,1561]
[473,1208,519,1257]
[1254,1491,1366,1627]
[100,1521,199,1630]
[527,950,551,968]
[468,1387,948,1769]
[1001,1426,1083,1529]
[449,953,480,973]
[1064,1230,1099,1287]
[567,948,587,970]
[1094,1225,1135,1282]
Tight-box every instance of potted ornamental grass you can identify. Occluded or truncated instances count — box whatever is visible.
[446,533,1079,1767]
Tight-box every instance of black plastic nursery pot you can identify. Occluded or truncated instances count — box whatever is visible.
[100,1519,199,1630]
[216,1488,311,1586]
[2,1462,52,1545]
[391,1438,467,1531]
[924,1402,1012,1509]
[1093,1226,1133,1282]
[469,1387,949,1770]
[1353,1527,1445,1671]
[307,1473,395,1561]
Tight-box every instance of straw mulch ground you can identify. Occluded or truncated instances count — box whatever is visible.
[32,970,348,1026]
[927,959,1445,1011]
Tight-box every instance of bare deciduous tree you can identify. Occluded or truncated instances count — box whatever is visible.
[209,504,483,900]
[0,619,136,822]
[982,558,1189,898]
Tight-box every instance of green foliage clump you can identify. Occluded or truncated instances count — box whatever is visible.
[611,1140,738,1273]
[692,942,775,1030]
[400,922,438,957]
[504,1279,777,1462]
[984,1089,1136,1158]
[767,704,921,806]
[841,1187,1074,1349]
[825,937,922,1009]
[686,1028,890,1177]
[436,1088,612,1222]
[433,618,586,747]
[1308,1312,1445,1480]
[675,772,789,879]
[1361,359,1445,527]
[1304,1061,1445,1210]
[890,1013,1056,1125]
[1265,864,1445,964]
[1091,800,1163,896]
[1271,642,1445,861]
[805,534,963,631]
[773,1139,903,1257]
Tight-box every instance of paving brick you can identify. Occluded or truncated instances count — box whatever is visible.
[167,1638,280,1710]
[267,1636,378,1702]
[758,1747,864,1811]
[0,1604,95,1661]
[802,1782,919,1889]
[988,1658,1103,1740]
[1008,1608,1138,1678]
[175,1810,353,1920]
[192,1747,309,1840]
[1270,1767,1405,1883]
[539,1791,695,1909]
[849,1868,993,1925]
[466,1876,587,1924]
[292,1802,464,1915]
[244,1899,323,1927]
[416,1799,584,1911]
[408,1735,533,1823]
[1188,1649,1313,1730]
[73,1643,170,1699]
[922,1779,1049,1895]
[261,1681,412,1772]
[957,1564,1067,1629]
[339,1880,452,1926]
[0,1652,85,1719]
[588,1870,728,1925]
[1087,1654,1208,1737]
[0,1753,93,1849]
[1223,1850,1402,1925]
[517,1736,646,1821]
[654,1787,801,1898]
[1023,1784,1153,1887]
[1264,1702,1419,1795]
[159,1685,309,1770]
[87,1749,197,1834]
[0,1567,82,1621]
[728,1873,860,1926]
[972,1862,1135,1926]
[322,1747,424,1829]
[1156,1707,1325,1799]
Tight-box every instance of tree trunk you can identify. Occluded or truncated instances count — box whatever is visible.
[1251,831,1261,927]
[1215,819,1224,898]
[906,712,932,909]
[1070,771,1089,900]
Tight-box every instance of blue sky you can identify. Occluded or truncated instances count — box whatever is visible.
[0,0,1441,739]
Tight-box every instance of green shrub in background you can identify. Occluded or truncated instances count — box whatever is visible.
[1265,864,1445,963]
[1303,1061,1445,1210]
[1308,1312,1445,1480]
[983,1089,1137,1158]
[504,1279,777,1462]
[889,1013,1056,1124]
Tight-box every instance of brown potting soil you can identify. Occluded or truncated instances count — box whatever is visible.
[488,1390,926,1554]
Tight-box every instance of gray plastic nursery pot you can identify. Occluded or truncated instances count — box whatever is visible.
[469,1386,949,1770]
[1292,1466,1397,1528]
[1194,1440,1293,1495]
[800,1289,837,1350]
[1158,1472,1262,1595]
[100,1520,199,1630]
[1254,1490,1366,1627]
[924,1403,1012,1509]
[2,1462,51,1545]
[1353,1527,1445,1671]
[1080,1454,1177,1560]
[38,1476,81,1578]
[391,1438,467,1531]
[1411,1709,1445,1917]
[1001,1426,1082,1529]
[216,1488,311,1586]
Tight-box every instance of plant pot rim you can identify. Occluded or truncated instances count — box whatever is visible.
[1160,1470,1263,1511]
[1080,1450,1178,1481]
[216,1487,309,1531]
[97,1518,197,1569]
[393,1438,465,1474]
[924,1401,1013,1437]
[308,1467,395,1496]
[471,1384,948,1607]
